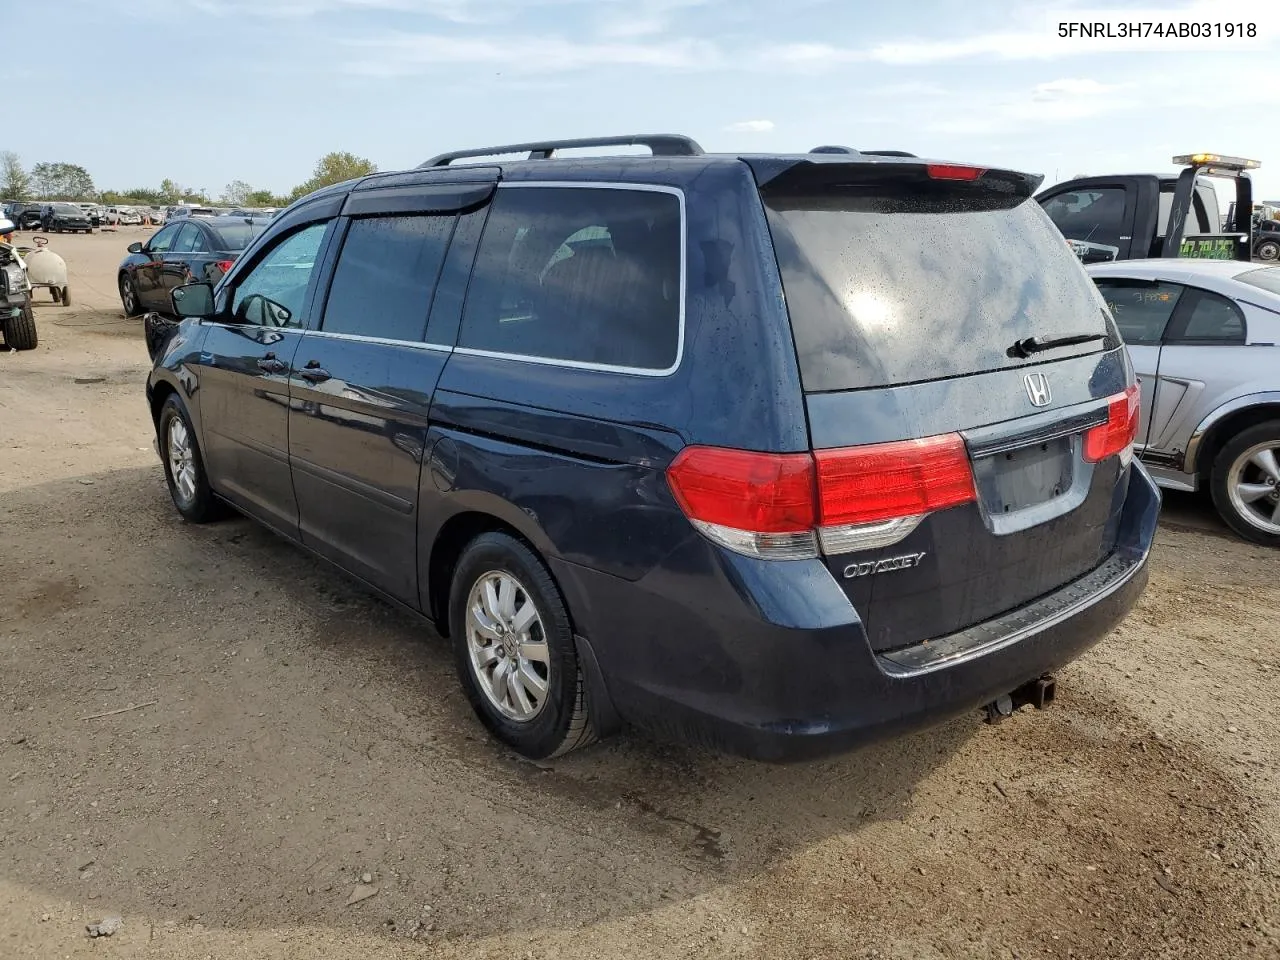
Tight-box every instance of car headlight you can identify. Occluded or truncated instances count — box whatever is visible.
[1,263,29,294]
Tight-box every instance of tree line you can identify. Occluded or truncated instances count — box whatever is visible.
[0,151,378,209]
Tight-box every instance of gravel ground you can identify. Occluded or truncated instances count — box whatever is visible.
[1,230,1277,959]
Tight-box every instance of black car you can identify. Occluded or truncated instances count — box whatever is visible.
[9,202,44,231]
[145,134,1159,762]
[41,203,94,233]
[1254,218,1280,261]
[119,215,270,322]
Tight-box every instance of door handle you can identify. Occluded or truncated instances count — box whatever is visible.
[300,361,330,383]
[257,353,287,374]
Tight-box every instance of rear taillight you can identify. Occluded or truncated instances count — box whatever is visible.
[1083,384,1140,466]
[665,433,976,560]
[926,163,985,181]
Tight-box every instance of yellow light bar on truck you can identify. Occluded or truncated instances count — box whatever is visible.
[1173,153,1261,170]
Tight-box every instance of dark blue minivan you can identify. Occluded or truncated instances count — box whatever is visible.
[146,135,1160,762]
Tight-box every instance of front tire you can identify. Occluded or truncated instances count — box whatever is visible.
[1210,421,1280,546]
[1257,239,1280,262]
[449,532,596,759]
[59,285,70,306]
[119,273,140,316]
[2,303,38,350]
[158,394,222,523]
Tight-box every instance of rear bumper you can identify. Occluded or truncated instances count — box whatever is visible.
[555,461,1160,763]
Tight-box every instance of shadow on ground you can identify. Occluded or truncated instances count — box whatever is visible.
[0,466,1272,956]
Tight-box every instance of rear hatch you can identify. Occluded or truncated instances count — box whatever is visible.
[752,157,1137,652]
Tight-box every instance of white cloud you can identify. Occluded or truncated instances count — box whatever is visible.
[1031,78,1112,100]
[344,33,721,75]
[724,120,775,133]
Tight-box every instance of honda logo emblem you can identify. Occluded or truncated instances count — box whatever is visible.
[1024,372,1052,407]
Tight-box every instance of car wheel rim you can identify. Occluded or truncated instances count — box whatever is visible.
[1227,441,1280,536]
[121,278,135,313]
[166,417,198,505]
[465,571,551,723]
[1261,243,1279,261]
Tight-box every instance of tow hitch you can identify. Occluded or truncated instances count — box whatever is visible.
[984,675,1057,724]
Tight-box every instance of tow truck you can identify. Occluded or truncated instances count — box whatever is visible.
[1036,153,1261,264]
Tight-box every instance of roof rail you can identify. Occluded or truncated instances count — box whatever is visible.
[809,145,859,155]
[861,150,918,158]
[420,134,704,168]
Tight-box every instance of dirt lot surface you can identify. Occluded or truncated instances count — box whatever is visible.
[2,230,1278,959]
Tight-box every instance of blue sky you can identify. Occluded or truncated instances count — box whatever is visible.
[9,0,1279,201]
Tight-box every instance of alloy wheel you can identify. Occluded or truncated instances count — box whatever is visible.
[167,417,198,506]
[464,571,552,723]
[1227,441,1280,536]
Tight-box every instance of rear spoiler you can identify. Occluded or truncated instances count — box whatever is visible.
[747,157,1044,200]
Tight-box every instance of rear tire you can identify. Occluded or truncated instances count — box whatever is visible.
[59,285,70,307]
[2,303,38,350]
[158,394,222,523]
[1210,421,1280,547]
[1257,239,1280,262]
[449,532,597,760]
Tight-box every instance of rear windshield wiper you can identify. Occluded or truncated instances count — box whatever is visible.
[1008,332,1107,358]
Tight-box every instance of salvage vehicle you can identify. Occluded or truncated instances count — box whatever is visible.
[41,202,94,234]
[1089,259,1280,546]
[1038,153,1259,264]
[0,216,37,350]
[121,214,270,328]
[7,202,43,231]
[145,134,1159,762]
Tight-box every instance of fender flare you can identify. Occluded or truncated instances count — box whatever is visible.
[1184,391,1280,473]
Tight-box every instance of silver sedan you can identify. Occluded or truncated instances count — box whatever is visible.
[1088,259,1280,546]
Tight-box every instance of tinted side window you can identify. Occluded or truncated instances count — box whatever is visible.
[172,224,202,253]
[1040,187,1127,257]
[1092,279,1183,345]
[148,223,183,253]
[320,215,454,342]
[231,221,330,328]
[459,186,682,371]
[1172,288,1246,343]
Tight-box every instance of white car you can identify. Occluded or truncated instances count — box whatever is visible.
[1088,258,1280,544]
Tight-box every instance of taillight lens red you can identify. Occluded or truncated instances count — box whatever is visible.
[213,259,235,275]
[815,434,977,526]
[926,163,985,181]
[665,433,976,556]
[665,447,816,533]
[1083,384,1140,463]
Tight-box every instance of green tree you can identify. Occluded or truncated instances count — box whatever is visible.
[30,161,96,200]
[289,151,377,202]
[1,151,32,199]
[222,180,253,206]
[158,178,185,204]
[245,188,285,207]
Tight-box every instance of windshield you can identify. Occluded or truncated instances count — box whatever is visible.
[764,191,1111,392]
[53,204,83,215]
[210,221,268,252]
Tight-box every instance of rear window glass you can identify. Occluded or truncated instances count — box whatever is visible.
[210,221,267,251]
[765,191,1110,392]
[1236,266,1280,295]
[458,186,682,372]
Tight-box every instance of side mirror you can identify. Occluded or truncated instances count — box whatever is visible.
[127,241,144,254]
[171,282,215,319]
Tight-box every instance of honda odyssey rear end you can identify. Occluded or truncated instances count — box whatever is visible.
[584,152,1159,760]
